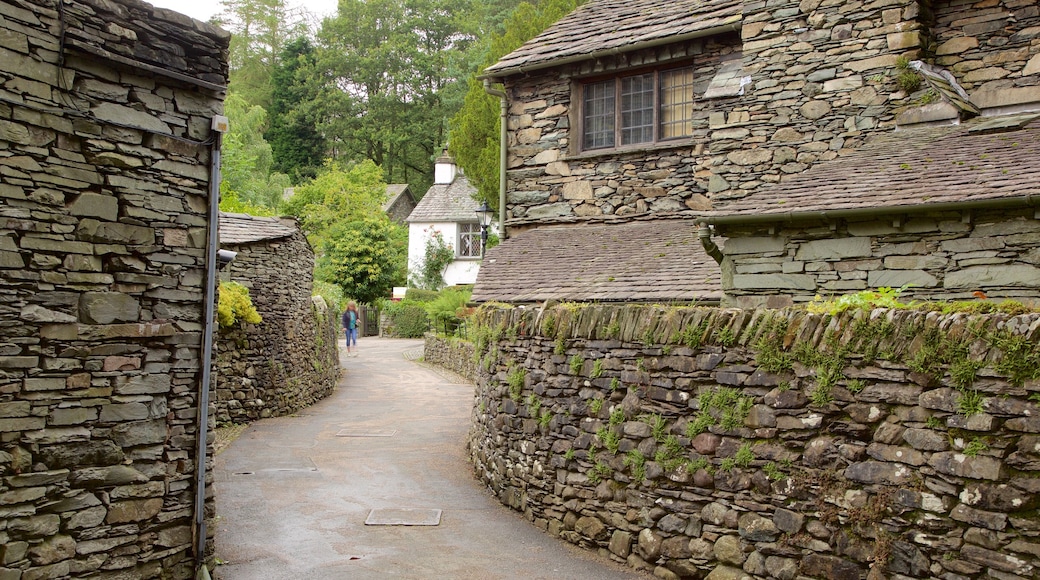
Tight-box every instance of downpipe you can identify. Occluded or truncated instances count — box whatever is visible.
[698,221,723,264]
[483,78,508,239]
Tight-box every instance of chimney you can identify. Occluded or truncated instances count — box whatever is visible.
[434,150,457,185]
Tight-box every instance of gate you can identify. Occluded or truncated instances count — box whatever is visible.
[362,306,379,337]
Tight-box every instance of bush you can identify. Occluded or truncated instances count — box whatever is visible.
[426,288,472,335]
[405,288,440,302]
[381,299,429,338]
[217,281,262,328]
[313,280,346,314]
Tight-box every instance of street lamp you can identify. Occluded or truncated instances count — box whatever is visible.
[475,200,493,257]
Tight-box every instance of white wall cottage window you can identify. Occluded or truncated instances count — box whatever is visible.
[457,222,481,257]
[581,64,696,151]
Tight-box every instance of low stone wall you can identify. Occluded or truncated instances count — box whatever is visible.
[423,334,476,381]
[214,296,338,423]
[469,303,1040,580]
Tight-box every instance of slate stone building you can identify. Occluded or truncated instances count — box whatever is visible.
[0,0,228,577]
[474,0,1040,307]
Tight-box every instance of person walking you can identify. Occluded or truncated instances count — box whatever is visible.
[341,301,359,356]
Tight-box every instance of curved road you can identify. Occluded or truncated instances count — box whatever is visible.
[213,337,649,580]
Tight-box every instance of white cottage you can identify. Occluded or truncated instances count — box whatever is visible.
[406,154,488,287]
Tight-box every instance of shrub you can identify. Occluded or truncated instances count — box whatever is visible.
[426,288,472,335]
[405,288,440,302]
[217,281,262,328]
[381,299,429,338]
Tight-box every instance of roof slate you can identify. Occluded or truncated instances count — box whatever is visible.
[484,0,742,77]
[406,175,480,223]
[472,219,722,303]
[219,212,297,244]
[710,114,1040,219]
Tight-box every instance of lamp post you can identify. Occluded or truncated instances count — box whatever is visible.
[476,200,493,257]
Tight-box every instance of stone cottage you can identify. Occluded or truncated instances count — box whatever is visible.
[215,213,338,423]
[0,0,229,578]
[406,153,488,287]
[384,183,417,224]
[473,0,1040,305]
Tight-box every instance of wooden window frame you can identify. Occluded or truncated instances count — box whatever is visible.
[574,63,697,154]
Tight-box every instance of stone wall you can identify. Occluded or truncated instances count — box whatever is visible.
[496,0,1040,225]
[469,303,1040,579]
[0,0,229,577]
[718,208,1040,308]
[423,334,476,381]
[214,230,338,423]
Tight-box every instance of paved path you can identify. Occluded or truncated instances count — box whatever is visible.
[213,337,649,580]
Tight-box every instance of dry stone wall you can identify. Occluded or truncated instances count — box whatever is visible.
[469,303,1040,580]
[214,230,338,424]
[422,334,476,380]
[719,208,1040,308]
[0,0,228,577]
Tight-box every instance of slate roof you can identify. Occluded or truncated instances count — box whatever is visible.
[383,184,414,210]
[219,212,297,244]
[483,0,742,78]
[472,219,723,303]
[709,113,1040,222]
[406,175,480,223]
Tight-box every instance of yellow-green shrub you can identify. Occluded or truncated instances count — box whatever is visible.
[217,281,262,328]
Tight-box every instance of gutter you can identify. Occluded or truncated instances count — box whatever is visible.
[194,119,225,579]
[697,195,1040,260]
[479,19,742,81]
[483,79,508,239]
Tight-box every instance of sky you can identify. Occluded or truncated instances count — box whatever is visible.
[147,0,339,25]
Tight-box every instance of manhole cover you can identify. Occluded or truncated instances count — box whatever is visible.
[364,508,442,526]
[336,429,397,437]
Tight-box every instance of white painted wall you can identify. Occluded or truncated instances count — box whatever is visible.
[407,222,481,287]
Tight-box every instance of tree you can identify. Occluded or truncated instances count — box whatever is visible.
[315,216,407,305]
[449,0,585,210]
[220,92,291,211]
[214,0,306,109]
[281,159,388,247]
[266,37,327,183]
[312,0,475,193]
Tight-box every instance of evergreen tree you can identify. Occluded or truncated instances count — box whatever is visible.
[266,37,327,183]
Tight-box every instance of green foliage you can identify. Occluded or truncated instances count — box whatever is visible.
[266,36,327,183]
[645,414,668,442]
[217,281,263,328]
[449,0,586,208]
[380,299,429,338]
[963,437,988,457]
[609,377,622,392]
[220,92,292,211]
[313,280,346,314]
[405,288,440,302]
[719,457,736,472]
[539,409,553,430]
[526,393,541,418]
[734,442,754,468]
[315,215,407,305]
[425,287,472,332]
[763,462,785,481]
[608,406,626,427]
[715,326,736,347]
[282,160,390,248]
[590,359,604,379]
[411,228,457,290]
[597,426,621,455]
[507,365,526,401]
[624,450,647,485]
[689,387,754,434]
[925,416,944,429]
[957,389,985,417]
[755,315,792,373]
[846,379,865,394]
[605,320,621,339]
[806,286,911,315]
[992,330,1040,387]
[588,398,604,415]
[810,383,834,406]
[569,354,584,375]
[654,435,686,472]
[674,317,710,349]
[588,460,612,484]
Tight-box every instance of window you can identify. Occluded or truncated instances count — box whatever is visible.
[457,223,480,257]
[581,65,697,151]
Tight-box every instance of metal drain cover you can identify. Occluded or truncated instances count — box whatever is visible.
[337,429,397,437]
[364,508,442,526]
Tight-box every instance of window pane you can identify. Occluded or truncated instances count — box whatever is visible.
[458,223,480,257]
[583,81,615,150]
[621,73,654,145]
[660,67,696,139]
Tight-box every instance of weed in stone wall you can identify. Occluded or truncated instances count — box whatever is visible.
[654,434,686,472]
[1030,393,1040,404]
[992,330,1040,387]
[734,442,754,468]
[588,460,612,484]
[686,412,715,438]
[554,335,566,355]
[598,426,621,455]
[526,393,542,418]
[720,457,736,472]
[624,449,646,485]
[539,409,553,430]
[644,413,667,442]
[507,365,525,402]
[589,398,604,415]
[688,456,712,475]
[605,319,621,339]
[847,379,865,394]
[925,415,944,429]
[564,448,575,462]
[963,437,988,457]
[763,461,785,481]
[610,377,622,392]
[672,317,710,349]
[715,326,736,347]
[541,314,556,338]
[950,358,984,390]
[591,359,604,379]
[609,406,626,427]
[569,354,584,375]
[810,383,834,407]
[957,389,985,417]
[754,315,792,373]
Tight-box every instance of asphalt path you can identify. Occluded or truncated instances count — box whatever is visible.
[213,337,649,580]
